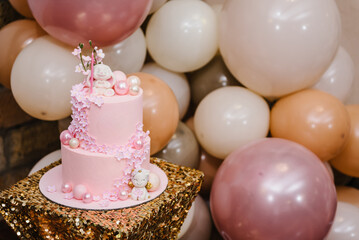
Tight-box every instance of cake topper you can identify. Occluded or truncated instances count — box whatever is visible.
[72,41,141,96]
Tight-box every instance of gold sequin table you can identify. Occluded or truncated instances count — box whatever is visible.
[0,158,203,239]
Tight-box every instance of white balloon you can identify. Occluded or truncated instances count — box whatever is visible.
[179,196,212,240]
[194,86,270,159]
[29,149,61,175]
[103,28,146,74]
[325,202,359,240]
[146,0,218,72]
[312,46,354,102]
[220,0,341,98]
[11,36,83,120]
[141,62,190,119]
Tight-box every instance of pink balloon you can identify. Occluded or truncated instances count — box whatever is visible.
[28,0,152,47]
[210,138,336,240]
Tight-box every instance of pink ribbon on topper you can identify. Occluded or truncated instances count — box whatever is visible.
[90,51,94,93]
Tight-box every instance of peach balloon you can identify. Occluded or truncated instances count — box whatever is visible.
[103,28,146,74]
[11,36,83,120]
[312,46,354,102]
[220,0,341,98]
[0,19,46,88]
[141,62,190,119]
[330,105,359,176]
[336,186,359,209]
[270,89,350,162]
[9,0,33,18]
[146,0,218,72]
[194,86,270,159]
[129,72,179,155]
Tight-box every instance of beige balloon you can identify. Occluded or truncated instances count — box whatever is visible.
[194,86,270,159]
[220,0,341,98]
[103,28,146,74]
[11,36,83,120]
[336,0,359,105]
[146,0,218,72]
[312,46,354,102]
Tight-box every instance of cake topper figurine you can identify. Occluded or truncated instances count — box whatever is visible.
[72,40,141,96]
[130,169,151,201]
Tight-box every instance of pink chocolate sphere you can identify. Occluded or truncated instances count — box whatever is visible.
[73,184,87,200]
[114,80,129,95]
[83,193,93,204]
[60,130,73,145]
[148,173,160,192]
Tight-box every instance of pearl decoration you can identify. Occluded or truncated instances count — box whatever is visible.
[148,173,160,192]
[69,138,80,149]
[114,80,129,95]
[61,183,72,193]
[60,130,73,145]
[127,75,141,86]
[82,192,93,203]
[73,184,87,200]
[134,138,144,150]
[118,190,129,200]
[129,85,140,96]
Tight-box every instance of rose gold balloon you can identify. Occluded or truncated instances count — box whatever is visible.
[129,72,179,155]
[0,19,46,88]
[336,186,359,208]
[9,0,33,18]
[198,149,223,197]
[270,89,350,162]
[330,105,359,176]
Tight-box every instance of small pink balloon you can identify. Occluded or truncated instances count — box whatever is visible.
[133,138,144,150]
[113,70,127,81]
[73,184,87,200]
[114,80,129,95]
[210,138,337,240]
[60,130,73,145]
[82,192,93,203]
[61,182,72,193]
[118,190,129,200]
[27,0,152,47]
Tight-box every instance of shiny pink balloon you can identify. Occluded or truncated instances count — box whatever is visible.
[210,138,336,240]
[28,0,152,47]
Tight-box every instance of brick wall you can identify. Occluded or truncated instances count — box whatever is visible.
[0,87,60,191]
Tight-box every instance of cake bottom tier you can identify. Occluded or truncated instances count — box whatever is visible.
[61,144,151,197]
[0,158,204,239]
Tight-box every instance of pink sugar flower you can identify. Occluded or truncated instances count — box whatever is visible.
[47,185,56,193]
[99,200,110,207]
[93,195,101,202]
[64,192,73,200]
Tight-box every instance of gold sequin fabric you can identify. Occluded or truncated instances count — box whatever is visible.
[0,158,203,239]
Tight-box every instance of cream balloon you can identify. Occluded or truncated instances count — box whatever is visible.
[146,0,218,72]
[141,62,190,119]
[103,28,146,74]
[325,202,359,240]
[11,36,83,120]
[312,46,354,102]
[220,0,341,98]
[149,0,167,14]
[335,0,359,105]
[194,86,270,159]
